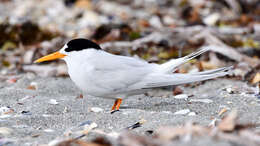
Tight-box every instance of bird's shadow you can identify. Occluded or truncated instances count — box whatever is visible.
[119,101,179,111]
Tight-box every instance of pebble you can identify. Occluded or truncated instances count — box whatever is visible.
[188,112,196,116]
[48,99,59,105]
[21,111,32,115]
[0,127,13,136]
[162,111,171,114]
[203,13,220,26]
[19,95,33,102]
[78,121,92,127]
[83,122,98,132]
[0,107,14,115]
[12,125,29,128]
[190,99,213,103]
[174,94,188,100]
[149,16,163,29]
[0,138,14,145]
[0,115,11,118]
[174,109,190,115]
[90,107,104,113]
[44,129,55,133]
[226,87,233,94]
[29,82,38,90]
[107,131,120,138]
[162,15,175,26]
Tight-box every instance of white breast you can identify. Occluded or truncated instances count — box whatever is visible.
[63,49,123,98]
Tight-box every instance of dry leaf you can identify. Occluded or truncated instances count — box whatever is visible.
[56,139,102,146]
[155,123,209,141]
[200,61,218,70]
[6,78,17,83]
[173,86,183,95]
[218,110,237,132]
[27,85,36,90]
[75,0,92,9]
[251,73,260,84]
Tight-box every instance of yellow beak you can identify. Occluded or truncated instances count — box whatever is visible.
[34,52,67,63]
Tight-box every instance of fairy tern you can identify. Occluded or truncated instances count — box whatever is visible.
[35,38,232,113]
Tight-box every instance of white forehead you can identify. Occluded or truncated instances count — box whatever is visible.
[59,44,68,54]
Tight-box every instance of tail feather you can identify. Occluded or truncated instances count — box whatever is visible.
[144,66,232,88]
[159,47,210,73]
[189,66,233,75]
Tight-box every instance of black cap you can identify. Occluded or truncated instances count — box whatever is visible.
[65,38,102,52]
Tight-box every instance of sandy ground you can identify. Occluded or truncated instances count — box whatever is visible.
[0,73,259,145]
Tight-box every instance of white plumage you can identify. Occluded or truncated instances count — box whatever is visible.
[61,46,231,99]
[35,39,232,112]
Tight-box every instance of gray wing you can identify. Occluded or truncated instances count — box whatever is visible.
[86,51,156,94]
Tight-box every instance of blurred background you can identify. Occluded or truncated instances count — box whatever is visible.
[0,0,259,84]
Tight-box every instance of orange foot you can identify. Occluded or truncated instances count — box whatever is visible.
[111,98,122,114]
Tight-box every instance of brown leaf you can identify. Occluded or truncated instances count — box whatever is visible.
[57,139,102,146]
[200,61,218,70]
[119,132,159,146]
[173,86,183,95]
[155,123,209,141]
[75,0,92,9]
[6,78,17,84]
[27,85,36,90]
[251,73,260,84]
[218,110,237,132]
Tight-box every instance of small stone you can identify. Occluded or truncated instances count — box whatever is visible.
[174,109,190,115]
[162,15,175,26]
[21,111,32,115]
[162,111,171,114]
[226,87,233,94]
[174,94,188,100]
[0,106,14,115]
[90,107,104,113]
[23,50,34,64]
[44,129,55,133]
[0,127,13,136]
[63,107,69,113]
[227,101,233,104]
[48,99,59,105]
[82,122,98,134]
[149,16,162,29]
[203,13,220,26]
[29,82,38,89]
[78,121,92,127]
[31,134,40,138]
[19,95,33,102]
[190,99,213,103]
[188,112,196,116]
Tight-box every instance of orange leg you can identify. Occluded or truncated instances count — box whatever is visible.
[111,99,119,111]
[116,98,122,110]
[111,98,122,112]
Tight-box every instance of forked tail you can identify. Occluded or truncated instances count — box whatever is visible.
[159,47,210,73]
[144,66,232,88]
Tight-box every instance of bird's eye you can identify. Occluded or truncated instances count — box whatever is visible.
[64,47,70,52]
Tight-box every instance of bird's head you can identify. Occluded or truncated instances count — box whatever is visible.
[34,38,101,63]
